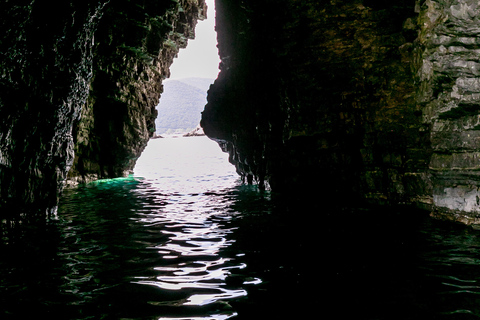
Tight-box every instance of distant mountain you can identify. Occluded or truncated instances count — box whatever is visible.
[155,77,214,135]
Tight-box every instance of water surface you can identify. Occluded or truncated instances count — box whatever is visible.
[2,137,480,319]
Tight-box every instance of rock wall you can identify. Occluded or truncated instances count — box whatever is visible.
[68,0,206,183]
[0,0,109,218]
[418,0,480,223]
[0,0,206,218]
[203,0,432,204]
[202,0,480,223]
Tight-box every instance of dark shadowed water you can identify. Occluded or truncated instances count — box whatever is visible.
[3,136,480,319]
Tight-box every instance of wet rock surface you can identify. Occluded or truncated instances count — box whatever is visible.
[0,0,206,217]
[202,0,480,222]
[418,0,480,222]
[0,0,109,217]
[202,0,431,205]
[69,0,207,184]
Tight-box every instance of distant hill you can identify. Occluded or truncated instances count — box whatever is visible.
[155,77,214,135]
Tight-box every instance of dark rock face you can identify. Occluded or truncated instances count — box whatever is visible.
[202,0,480,223]
[0,0,206,217]
[203,0,431,204]
[0,0,109,217]
[69,0,207,184]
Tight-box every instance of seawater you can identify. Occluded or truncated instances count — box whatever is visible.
[3,136,480,319]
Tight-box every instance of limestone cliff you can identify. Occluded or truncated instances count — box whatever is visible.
[0,0,109,218]
[418,0,480,223]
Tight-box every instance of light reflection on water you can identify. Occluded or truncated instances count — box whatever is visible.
[7,137,480,318]
[128,137,252,315]
[55,136,263,319]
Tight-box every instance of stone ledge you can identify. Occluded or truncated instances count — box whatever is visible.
[430,208,480,226]
[430,152,480,170]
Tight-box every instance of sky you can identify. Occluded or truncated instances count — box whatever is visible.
[168,0,220,80]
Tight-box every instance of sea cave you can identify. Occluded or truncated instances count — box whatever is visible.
[4,0,480,318]
[2,0,480,224]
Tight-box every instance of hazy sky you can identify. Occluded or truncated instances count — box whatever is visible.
[169,0,219,80]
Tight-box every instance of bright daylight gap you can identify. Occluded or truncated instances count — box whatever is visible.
[134,0,232,181]
[154,0,219,138]
[169,0,220,81]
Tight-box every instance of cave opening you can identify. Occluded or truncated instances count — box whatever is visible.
[155,0,219,137]
[134,0,236,185]
[7,1,480,319]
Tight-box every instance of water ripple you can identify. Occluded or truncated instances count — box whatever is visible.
[129,190,248,313]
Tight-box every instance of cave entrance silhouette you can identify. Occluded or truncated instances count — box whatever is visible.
[135,0,230,181]
[151,0,219,138]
